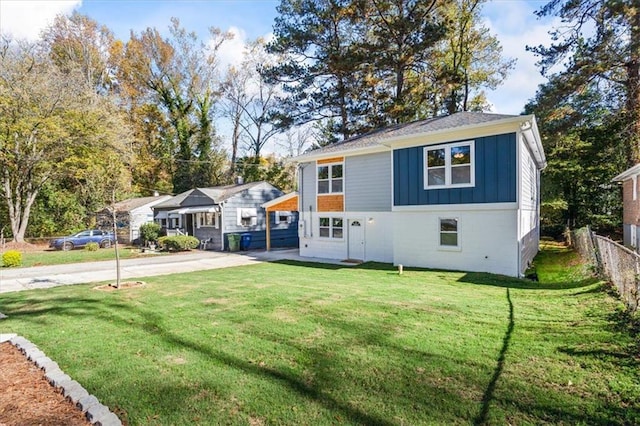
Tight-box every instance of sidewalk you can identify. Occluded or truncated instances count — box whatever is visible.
[0,249,353,294]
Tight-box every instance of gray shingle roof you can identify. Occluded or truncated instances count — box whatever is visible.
[304,112,519,157]
[153,181,270,208]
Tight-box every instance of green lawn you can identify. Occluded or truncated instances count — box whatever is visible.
[1,244,638,425]
[6,247,157,268]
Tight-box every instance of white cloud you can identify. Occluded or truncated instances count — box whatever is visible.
[216,26,249,71]
[0,0,82,41]
[481,1,561,114]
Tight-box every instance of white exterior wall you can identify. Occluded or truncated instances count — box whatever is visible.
[392,207,519,276]
[518,135,541,272]
[299,212,393,262]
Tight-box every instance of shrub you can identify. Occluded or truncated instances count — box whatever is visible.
[139,222,162,246]
[2,250,22,267]
[157,235,200,252]
[85,242,99,251]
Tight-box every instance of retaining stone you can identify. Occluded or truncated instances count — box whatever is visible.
[8,335,122,425]
[26,349,48,363]
[45,371,71,388]
[65,385,90,405]
[95,411,122,426]
[77,394,100,412]
[35,357,60,373]
[86,403,111,423]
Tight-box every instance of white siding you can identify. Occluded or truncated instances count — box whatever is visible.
[345,153,392,212]
[518,136,541,272]
[393,208,519,276]
[299,212,393,263]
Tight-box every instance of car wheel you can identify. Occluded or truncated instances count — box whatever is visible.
[100,239,112,248]
[62,242,74,251]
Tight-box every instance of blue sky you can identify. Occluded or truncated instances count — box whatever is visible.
[0,0,557,151]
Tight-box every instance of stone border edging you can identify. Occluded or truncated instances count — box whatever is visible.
[8,335,122,426]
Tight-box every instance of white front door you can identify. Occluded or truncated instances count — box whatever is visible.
[348,219,365,261]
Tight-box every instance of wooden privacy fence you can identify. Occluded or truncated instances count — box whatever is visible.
[570,227,640,314]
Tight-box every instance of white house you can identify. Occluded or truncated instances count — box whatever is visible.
[292,112,546,277]
[97,195,172,244]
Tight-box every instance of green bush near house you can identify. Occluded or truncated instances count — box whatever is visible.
[157,235,200,252]
[84,242,99,252]
[2,250,22,267]
[139,222,161,246]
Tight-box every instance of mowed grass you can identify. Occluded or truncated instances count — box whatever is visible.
[6,247,158,268]
[1,244,638,425]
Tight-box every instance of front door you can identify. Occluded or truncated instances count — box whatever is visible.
[186,214,194,236]
[348,219,365,261]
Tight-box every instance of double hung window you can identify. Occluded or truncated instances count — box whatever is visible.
[439,218,459,247]
[318,163,343,194]
[319,217,343,239]
[425,141,474,189]
[198,212,217,228]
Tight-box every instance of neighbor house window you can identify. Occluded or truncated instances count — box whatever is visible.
[425,141,474,189]
[439,218,459,247]
[238,208,257,227]
[317,163,343,194]
[274,211,293,224]
[198,212,217,228]
[319,217,343,239]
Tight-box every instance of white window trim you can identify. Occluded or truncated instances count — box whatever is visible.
[438,217,462,252]
[424,141,475,190]
[317,162,344,195]
[633,176,637,201]
[197,212,218,229]
[274,211,293,225]
[318,216,344,240]
[237,208,258,227]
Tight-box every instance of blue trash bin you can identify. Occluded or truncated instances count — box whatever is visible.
[240,233,252,250]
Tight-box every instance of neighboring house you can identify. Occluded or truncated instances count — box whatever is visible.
[292,112,546,277]
[152,181,298,251]
[97,195,172,244]
[612,164,640,249]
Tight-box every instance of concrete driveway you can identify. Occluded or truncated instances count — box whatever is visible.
[0,249,352,294]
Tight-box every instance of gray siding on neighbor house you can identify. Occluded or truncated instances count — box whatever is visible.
[193,225,222,250]
[345,152,391,212]
[299,162,317,214]
[221,183,282,233]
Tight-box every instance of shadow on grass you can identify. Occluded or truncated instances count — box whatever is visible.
[474,288,514,425]
[458,272,600,290]
[272,259,601,291]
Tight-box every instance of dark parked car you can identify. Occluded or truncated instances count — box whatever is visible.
[49,230,115,251]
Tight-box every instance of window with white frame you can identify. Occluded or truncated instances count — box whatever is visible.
[197,212,217,228]
[317,163,343,194]
[319,217,343,239]
[439,218,459,247]
[274,211,293,224]
[424,141,474,189]
[238,208,257,227]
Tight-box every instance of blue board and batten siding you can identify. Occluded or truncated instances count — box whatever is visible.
[393,133,517,206]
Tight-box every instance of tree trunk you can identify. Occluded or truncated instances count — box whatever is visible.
[111,191,121,289]
[626,3,640,165]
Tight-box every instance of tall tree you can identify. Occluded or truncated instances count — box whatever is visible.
[359,0,445,123]
[0,37,131,242]
[41,11,117,93]
[434,0,514,114]
[529,0,640,165]
[119,19,231,193]
[266,0,368,140]
[525,77,625,234]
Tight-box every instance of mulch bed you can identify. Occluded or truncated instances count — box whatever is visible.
[0,342,91,426]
